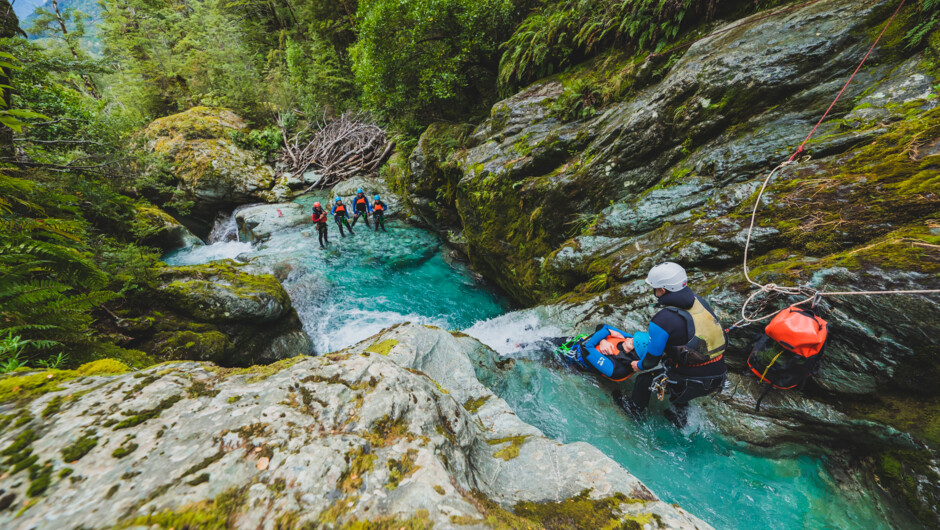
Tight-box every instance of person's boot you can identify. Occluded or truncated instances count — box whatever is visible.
[613,391,645,421]
[664,404,690,429]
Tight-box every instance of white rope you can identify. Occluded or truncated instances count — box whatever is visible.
[733,159,940,330]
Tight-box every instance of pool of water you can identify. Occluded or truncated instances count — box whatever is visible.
[164,196,905,529]
[164,196,510,353]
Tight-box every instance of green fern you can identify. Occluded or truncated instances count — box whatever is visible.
[0,172,117,366]
[499,0,725,90]
[906,0,940,48]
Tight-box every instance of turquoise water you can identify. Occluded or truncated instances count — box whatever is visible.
[466,313,905,529]
[164,198,906,529]
[164,196,509,353]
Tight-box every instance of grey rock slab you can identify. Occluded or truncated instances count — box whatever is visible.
[0,325,709,530]
[235,202,309,242]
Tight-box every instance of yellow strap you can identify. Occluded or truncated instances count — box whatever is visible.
[759,350,784,383]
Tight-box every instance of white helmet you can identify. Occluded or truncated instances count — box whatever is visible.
[645,262,687,292]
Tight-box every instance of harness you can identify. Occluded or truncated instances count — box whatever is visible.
[664,296,727,366]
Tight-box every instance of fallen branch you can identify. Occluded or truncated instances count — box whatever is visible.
[279,111,390,190]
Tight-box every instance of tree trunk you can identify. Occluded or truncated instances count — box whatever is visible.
[0,0,18,159]
[50,0,100,99]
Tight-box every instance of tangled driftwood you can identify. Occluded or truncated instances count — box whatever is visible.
[279,111,394,191]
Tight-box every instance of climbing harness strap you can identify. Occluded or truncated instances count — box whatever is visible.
[685,354,724,368]
[651,373,673,402]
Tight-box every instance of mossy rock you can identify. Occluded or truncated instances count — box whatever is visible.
[155,261,292,323]
[0,360,131,403]
[142,107,247,141]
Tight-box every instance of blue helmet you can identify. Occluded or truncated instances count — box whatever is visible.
[335,197,342,203]
[632,332,651,361]
[357,188,364,194]
[374,195,380,201]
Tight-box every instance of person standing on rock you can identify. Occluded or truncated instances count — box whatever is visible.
[622,262,728,428]
[350,188,371,228]
[311,202,329,248]
[372,195,388,232]
[332,197,354,237]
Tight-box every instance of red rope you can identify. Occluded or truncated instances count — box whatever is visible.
[788,0,909,161]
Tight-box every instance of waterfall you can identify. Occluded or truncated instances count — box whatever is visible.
[208,210,238,243]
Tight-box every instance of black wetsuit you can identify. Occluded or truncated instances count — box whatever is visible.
[629,287,727,425]
[372,200,388,232]
[312,207,329,248]
[351,194,371,228]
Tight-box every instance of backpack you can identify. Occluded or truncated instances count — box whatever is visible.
[747,306,828,410]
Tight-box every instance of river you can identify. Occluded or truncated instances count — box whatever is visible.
[164,194,905,529]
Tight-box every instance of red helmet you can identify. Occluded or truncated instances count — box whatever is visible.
[313,202,321,208]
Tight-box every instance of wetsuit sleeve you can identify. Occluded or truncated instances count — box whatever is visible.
[581,327,616,377]
[639,321,669,370]
[331,205,337,215]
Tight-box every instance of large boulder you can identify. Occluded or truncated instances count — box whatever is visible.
[141,107,290,211]
[111,261,312,366]
[234,202,309,243]
[430,0,907,303]
[331,175,402,219]
[0,325,707,529]
[133,203,203,251]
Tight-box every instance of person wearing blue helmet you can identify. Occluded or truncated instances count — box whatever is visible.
[331,196,354,237]
[350,188,371,228]
[622,262,728,427]
[371,194,388,232]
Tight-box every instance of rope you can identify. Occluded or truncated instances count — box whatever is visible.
[788,0,909,161]
[731,0,940,331]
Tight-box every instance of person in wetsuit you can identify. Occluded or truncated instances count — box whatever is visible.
[624,262,728,428]
[332,196,354,237]
[569,324,638,382]
[311,202,329,248]
[372,195,388,232]
[350,188,371,228]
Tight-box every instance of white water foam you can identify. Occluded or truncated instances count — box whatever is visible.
[463,310,564,356]
[163,240,254,266]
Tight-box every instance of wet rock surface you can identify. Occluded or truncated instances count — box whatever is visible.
[235,202,309,243]
[0,325,707,529]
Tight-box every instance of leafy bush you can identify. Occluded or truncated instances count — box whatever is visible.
[352,0,525,129]
[228,127,284,163]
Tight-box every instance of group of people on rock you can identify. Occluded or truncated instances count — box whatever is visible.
[559,262,728,428]
[310,188,389,249]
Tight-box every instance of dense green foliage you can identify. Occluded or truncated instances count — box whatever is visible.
[352,0,525,129]
[907,0,940,48]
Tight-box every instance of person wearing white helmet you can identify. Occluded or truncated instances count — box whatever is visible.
[621,262,728,427]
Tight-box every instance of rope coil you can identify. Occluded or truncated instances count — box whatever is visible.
[731,0,940,331]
